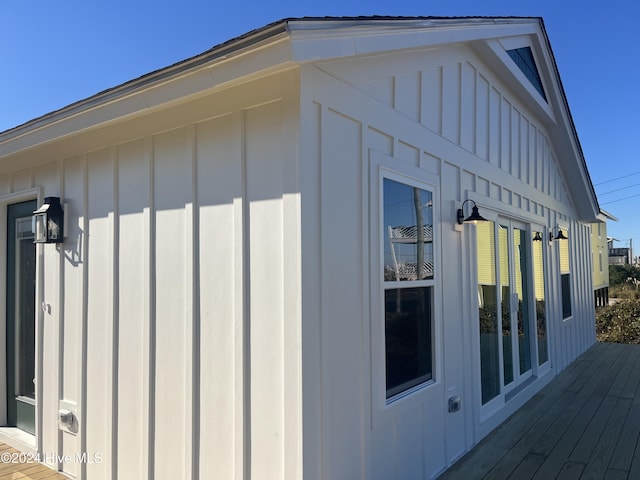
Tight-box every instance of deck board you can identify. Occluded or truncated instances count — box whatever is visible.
[0,443,67,479]
[440,343,640,480]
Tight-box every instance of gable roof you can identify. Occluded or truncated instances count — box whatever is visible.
[0,16,599,221]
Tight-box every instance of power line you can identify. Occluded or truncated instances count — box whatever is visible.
[599,182,640,196]
[601,192,640,205]
[595,170,640,186]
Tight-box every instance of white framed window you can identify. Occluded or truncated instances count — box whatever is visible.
[599,251,603,273]
[380,171,437,401]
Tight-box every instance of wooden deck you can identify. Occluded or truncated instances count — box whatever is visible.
[0,442,67,479]
[441,342,640,480]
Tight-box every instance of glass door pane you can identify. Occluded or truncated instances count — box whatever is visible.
[476,221,500,404]
[15,217,36,400]
[498,225,513,386]
[514,228,532,375]
[532,233,548,365]
[478,219,541,410]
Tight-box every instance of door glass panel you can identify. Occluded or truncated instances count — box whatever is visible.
[514,229,532,375]
[6,200,37,435]
[15,218,36,400]
[498,225,513,386]
[477,221,500,404]
[532,233,548,364]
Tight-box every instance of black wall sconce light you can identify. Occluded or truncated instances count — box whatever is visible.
[457,199,488,225]
[32,196,64,244]
[549,226,568,242]
[533,232,543,242]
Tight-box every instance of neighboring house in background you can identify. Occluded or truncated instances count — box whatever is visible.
[0,16,600,479]
[591,210,617,306]
[609,245,633,265]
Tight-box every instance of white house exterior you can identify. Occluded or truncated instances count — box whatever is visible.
[0,17,599,479]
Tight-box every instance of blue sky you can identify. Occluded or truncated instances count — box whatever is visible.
[2,0,639,252]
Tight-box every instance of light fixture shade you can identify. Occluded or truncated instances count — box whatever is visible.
[549,226,568,242]
[32,197,64,244]
[533,232,543,242]
[457,200,488,225]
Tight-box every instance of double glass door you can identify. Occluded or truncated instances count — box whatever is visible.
[477,219,546,406]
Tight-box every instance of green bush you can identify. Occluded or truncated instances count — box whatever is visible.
[609,264,640,287]
[596,299,640,344]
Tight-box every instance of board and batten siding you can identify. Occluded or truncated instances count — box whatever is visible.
[319,44,569,208]
[300,39,595,479]
[0,34,597,480]
[0,70,302,480]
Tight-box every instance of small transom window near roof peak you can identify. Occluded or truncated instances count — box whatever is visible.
[507,46,547,101]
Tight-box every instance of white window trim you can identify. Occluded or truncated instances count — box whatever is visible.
[369,151,442,428]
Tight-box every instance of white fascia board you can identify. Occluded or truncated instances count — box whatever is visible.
[597,210,619,222]
[289,20,538,63]
[473,23,599,222]
[534,23,600,221]
[0,34,293,160]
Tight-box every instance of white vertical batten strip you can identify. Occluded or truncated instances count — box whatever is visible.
[359,120,370,480]
[34,188,45,455]
[280,71,302,480]
[184,123,198,480]
[238,108,251,480]
[318,103,329,480]
[231,110,245,480]
[299,93,323,480]
[142,135,155,480]
[78,152,89,480]
[56,158,65,469]
[456,62,462,147]
[192,123,202,477]
[110,145,119,479]
[316,100,324,480]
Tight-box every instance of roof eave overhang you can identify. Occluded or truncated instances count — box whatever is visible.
[468,20,599,223]
[0,20,294,160]
[537,20,600,223]
[288,17,540,62]
[0,17,601,223]
[597,209,618,222]
[0,17,543,147]
[287,17,600,222]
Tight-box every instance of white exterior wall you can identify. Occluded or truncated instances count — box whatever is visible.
[0,22,598,480]
[300,42,595,479]
[0,70,302,479]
